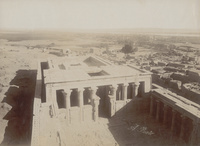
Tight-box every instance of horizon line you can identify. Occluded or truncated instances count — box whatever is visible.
[0,27,200,34]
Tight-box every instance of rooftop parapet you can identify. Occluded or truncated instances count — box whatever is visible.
[43,56,151,84]
[152,84,200,121]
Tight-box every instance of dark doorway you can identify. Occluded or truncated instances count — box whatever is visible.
[97,86,109,118]
[56,89,66,109]
[83,88,91,105]
[70,89,79,107]
[138,81,145,97]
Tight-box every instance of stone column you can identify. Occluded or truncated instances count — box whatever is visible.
[150,96,154,116]
[90,87,98,103]
[78,88,84,107]
[78,88,84,122]
[105,86,109,111]
[163,104,169,127]
[63,89,71,109]
[110,84,118,101]
[179,115,186,141]
[134,82,140,98]
[190,120,199,145]
[63,89,72,125]
[90,87,99,121]
[130,82,139,99]
[156,100,160,122]
[93,96,100,122]
[130,83,134,99]
[109,84,118,117]
[171,109,177,134]
[109,97,115,117]
[122,83,128,102]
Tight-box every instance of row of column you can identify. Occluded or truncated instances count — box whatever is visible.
[61,87,100,124]
[150,97,185,138]
[150,96,200,144]
[53,82,141,122]
[110,82,140,101]
[109,82,140,117]
[61,87,99,107]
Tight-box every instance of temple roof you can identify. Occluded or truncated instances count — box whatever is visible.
[43,56,151,84]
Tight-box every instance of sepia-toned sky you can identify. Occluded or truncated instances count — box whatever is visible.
[0,0,199,31]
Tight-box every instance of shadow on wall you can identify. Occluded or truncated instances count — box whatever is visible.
[107,95,151,146]
[0,70,36,146]
[107,94,188,146]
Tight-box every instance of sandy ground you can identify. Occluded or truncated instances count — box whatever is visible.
[0,39,57,144]
[59,108,187,146]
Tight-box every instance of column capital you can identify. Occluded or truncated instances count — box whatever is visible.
[64,88,72,94]
[123,82,129,87]
[130,82,140,86]
[77,87,85,91]
[111,84,118,89]
[90,86,98,91]
[134,82,140,86]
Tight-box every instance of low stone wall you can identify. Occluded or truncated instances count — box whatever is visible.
[69,107,81,124]
[181,84,200,104]
[31,98,41,146]
[31,62,43,146]
[83,105,93,122]
[115,100,125,112]
[68,105,93,124]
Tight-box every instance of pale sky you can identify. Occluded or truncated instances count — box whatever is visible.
[0,0,199,31]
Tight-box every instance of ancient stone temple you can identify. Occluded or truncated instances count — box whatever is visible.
[31,55,200,146]
[43,56,151,122]
[31,56,152,146]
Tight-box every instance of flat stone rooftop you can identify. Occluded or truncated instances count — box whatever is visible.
[44,56,150,84]
[152,84,200,120]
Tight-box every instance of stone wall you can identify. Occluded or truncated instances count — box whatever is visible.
[31,62,43,146]
[181,84,200,104]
